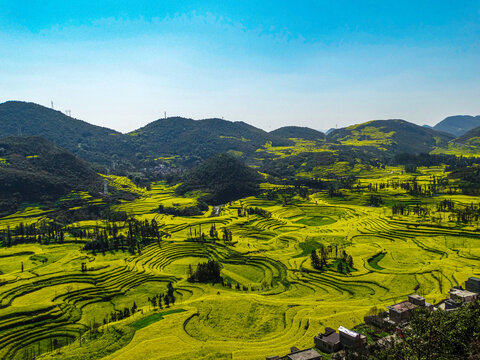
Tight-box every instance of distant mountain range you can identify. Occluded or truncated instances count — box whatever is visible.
[433,115,480,137]
[0,101,291,167]
[0,101,476,169]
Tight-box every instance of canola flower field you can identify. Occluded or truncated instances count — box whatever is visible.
[0,168,479,360]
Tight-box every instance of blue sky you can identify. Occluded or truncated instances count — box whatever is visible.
[1,1,479,132]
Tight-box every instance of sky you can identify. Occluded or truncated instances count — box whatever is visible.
[0,1,479,133]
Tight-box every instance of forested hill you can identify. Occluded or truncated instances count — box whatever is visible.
[327,119,455,154]
[0,136,103,214]
[0,101,132,166]
[270,126,325,140]
[128,117,293,162]
[455,125,480,146]
[433,115,480,137]
[0,102,294,166]
[175,153,262,205]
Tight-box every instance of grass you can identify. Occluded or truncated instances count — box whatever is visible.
[368,252,386,270]
[131,309,186,330]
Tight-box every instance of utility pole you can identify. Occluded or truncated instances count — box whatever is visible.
[51,101,54,109]
[164,111,167,119]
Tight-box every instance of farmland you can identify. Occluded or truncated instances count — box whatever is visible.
[0,165,479,360]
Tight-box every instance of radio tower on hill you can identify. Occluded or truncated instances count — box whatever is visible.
[103,178,109,196]
[103,168,110,195]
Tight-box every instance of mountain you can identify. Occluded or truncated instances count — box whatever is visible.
[176,153,262,204]
[327,119,455,154]
[0,136,103,214]
[0,101,133,166]
[0,102,294,167]
[455,126,480,146]
[128,117,292,164]
[433,115,480,137]
[270,126,325,141]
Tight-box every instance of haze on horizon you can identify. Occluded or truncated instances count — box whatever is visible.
[1,0,479,133]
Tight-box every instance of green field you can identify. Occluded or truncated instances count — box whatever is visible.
[0,168,480,360]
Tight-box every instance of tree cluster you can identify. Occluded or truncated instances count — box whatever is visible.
[156,202,208,217]
[83,217,169,254]
[148,282,176,309]
[103,302,138,325]
[188,260,222,283]
[310,245,353,273]
[176,153,262,205]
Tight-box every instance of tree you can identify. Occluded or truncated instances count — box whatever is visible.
[310,250,320,270]
[337,261,344,274]
[347,255,354,269]
[131,302,137,314]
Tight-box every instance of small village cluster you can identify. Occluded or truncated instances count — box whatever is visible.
[267,277,480,360]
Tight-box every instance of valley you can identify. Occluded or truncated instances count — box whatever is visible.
[0,163,479,359]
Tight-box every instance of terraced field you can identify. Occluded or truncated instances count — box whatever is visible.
[0,178,479,359]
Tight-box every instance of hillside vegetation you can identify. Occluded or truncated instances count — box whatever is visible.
[0,101,131,166]
[176,153,262,204]
[328,119,454,154]
[270,126,325,141]
[128,117,292,164]
[0,137,103,214]
[456,125,480,146]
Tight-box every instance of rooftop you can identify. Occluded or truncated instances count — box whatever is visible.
[287,348,322,360]
[387,301,417,313]
[316,331,340,344]
[339,326,361,339]
[450,288,477,298]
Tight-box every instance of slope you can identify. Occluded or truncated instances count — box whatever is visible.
[0,136,103,214]
[455,125,480,146]
[0,101,130,165]
[128,117,293,163]
[327,119,454,154]
[270,126,325,141]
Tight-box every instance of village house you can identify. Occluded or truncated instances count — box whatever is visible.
[449,287,478,303]
[466,277,480,293]
[386,294,431,324]
[338,326,367,351]
[314,327,342,353]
